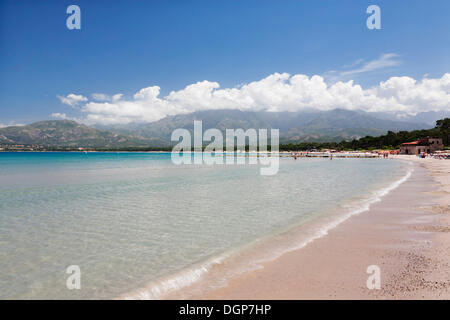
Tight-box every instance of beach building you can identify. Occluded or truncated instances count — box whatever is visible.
[399,137,443,155]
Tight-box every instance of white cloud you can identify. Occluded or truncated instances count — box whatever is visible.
[56,72,450,125]
[0,121,25,128]
[57,93,88,107]
[340,53,401,76]
[369,75,450,113]
[91,93,110,101]
[91,93,123,102]
[50,113,68,120]
[324,53,401,82]
[112,94,123,101]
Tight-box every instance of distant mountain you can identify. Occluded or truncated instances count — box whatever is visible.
[101,109,430,144]
[372,110,450,126]
[399,111,450,126]
[0,109,431,148]
[0,120,160,148]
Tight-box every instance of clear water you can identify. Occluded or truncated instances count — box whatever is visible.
[0,152,407,299]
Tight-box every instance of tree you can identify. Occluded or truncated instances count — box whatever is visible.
[436,118,450,145]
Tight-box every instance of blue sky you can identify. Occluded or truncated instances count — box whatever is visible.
[0,0,449,125]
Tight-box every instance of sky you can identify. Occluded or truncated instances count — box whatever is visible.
[0,0,449,126]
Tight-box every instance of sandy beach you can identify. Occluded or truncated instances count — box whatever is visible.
[191,156,450,299]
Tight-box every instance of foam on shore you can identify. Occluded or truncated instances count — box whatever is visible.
[121,162,414,300]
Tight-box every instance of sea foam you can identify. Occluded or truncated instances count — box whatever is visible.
[122,162,414,300]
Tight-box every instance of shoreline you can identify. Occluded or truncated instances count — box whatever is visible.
[121,156,450,300]
[173,156,449,299]
[189,156,450,299]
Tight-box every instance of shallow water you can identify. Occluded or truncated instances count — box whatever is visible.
[0,152,407,299]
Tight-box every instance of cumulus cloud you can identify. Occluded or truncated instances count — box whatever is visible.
[56,72,450,125]
[57,93,88,107]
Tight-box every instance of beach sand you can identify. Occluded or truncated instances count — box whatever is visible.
[192,156,450,299]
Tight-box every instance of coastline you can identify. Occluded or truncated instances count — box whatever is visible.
[186,156,450,299]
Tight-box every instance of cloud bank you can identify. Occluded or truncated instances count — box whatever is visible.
[57,72,450,125]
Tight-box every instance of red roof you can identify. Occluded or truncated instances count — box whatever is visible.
[402,141,420,145]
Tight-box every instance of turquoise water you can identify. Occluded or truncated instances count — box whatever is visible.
[0,152,408,299]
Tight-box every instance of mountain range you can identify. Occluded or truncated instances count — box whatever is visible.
[0,120,157,148]
[0,109,434,148]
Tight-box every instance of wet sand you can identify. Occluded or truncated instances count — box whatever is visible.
[196,156,450,299]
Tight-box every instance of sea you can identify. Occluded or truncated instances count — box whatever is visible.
[0,152,412,299]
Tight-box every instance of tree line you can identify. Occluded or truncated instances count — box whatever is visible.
[279,118,450,151]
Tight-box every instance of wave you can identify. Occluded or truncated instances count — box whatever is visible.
[121,162,414,300]
[121,253,233,300]
[278,162,414,253]
[219,162,414,271]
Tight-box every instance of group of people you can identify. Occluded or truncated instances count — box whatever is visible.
[425,153,450,159]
